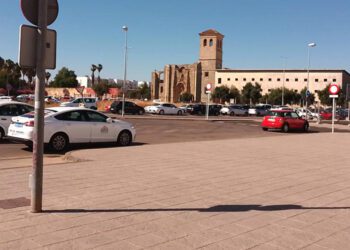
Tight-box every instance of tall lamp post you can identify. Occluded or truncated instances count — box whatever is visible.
[306,42,316,120]
[281,56,287,106]
[122,25,128,117]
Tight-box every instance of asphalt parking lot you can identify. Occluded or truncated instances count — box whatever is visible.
[0,115,348,160]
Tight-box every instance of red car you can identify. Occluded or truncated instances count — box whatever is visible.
[261,110,309,132]
[320,111,332,120]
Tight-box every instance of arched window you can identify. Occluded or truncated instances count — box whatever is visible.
[203,39,207,46]
[209,39,213,46]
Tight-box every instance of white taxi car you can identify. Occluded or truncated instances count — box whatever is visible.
[144,103,183,115]
[8,107,136,152]
[0,101,34,140]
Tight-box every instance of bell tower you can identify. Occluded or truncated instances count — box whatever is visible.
[199,29,224,101]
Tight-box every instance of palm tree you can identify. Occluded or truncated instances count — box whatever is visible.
[25,68,36,88]
[96,64,103,85]
[45,72,51,85]
[91,64,97,87]
[0,57,4,69]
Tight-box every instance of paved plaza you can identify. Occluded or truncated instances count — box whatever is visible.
[1,131,350,249]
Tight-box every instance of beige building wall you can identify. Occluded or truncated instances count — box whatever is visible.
[215,70,347,96]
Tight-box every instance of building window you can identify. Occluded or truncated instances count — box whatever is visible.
[160,86,163,93]
[243,78,246,81]
[218,78,222,84]
[333,79,336,82]
[315,79,319,82]
[324,79,327,82]
[286,78,289,82]
[209,39,213,46]
[252,78,255,81]
[295,78,298,82]
[203,39,207,47]
[260,78,263,81]
[235,78,238,81]
[277,78,280,81]
[268,78,272,81]
[204,72,209,77]
[227,78,231,81]
[304,78,307,82]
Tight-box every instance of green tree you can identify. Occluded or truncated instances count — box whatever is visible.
[317,84,345,106]
[229,86,241,103]
[263,88,301,105]
[179,92,194,103]
[212,85,231,103]
[241,82,262,105]
[300,87,315,106]
[51,67,78,88]
[92,81,109,98]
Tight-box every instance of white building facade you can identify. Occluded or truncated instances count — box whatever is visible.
[215,69,350,96]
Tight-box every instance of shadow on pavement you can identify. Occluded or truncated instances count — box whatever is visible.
[21,142,148,155]
[43,204,350,213]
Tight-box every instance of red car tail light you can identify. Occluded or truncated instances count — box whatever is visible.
[25,121,34,127]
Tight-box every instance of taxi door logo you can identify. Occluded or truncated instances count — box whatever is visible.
[101,126,108,134]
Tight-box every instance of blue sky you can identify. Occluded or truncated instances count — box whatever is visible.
[1,0,350,81]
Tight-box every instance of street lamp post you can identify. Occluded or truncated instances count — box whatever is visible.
[122,25,128,117]
[281,57,287,106]
[306,42,316,120]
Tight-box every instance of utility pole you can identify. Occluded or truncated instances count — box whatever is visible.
[31,0,48,213]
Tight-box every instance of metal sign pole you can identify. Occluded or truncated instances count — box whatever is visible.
[206,93,209,120]
[332,97,335,134]
[31,0,48,213]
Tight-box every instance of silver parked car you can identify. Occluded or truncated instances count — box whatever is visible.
[220,104,249,116]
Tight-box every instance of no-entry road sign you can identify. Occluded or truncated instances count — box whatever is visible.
[329,84,340,95]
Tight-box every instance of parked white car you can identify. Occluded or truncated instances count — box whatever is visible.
[220,105,249,116]
[248,104,272,116]
[0,101,34,140]
[0,96,13,102]
[7,107,136,152]
[60,97,97,110]
[144,103,183,115]
[295,108,319,119]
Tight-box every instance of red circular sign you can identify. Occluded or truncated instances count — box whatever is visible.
[328,84,340,95]
[206,83,212,90]
[21,0,59,26]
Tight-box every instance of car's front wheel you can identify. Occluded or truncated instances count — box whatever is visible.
[49,133,69,152]
[303,122,309,132]
[230,112,235,116]
[177,110,182,116]
[117,130,132,146]
[262,127,268,131]
[282,123,289,133]
[159,110,164,115]
[0,128,4,140]
[138,109,144,115]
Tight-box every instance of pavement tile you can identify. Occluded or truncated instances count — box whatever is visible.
[0,239,41,250]
[127,233,167,248]
[0,230,21,243]
[314,231,350,249]
[93,240,142,250]
[1,133,350,249]
[200,234,260,250]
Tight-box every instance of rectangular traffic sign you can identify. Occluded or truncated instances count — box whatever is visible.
[329,95,338,98]
[19,24,57,69]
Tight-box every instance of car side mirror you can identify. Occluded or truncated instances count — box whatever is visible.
[106,117,113,123]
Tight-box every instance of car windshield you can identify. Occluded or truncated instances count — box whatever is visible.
[268,111,284,117]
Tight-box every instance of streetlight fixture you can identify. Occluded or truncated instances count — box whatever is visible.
[306,42,316,120]
[281,56,287,106]
[122,25,128,117]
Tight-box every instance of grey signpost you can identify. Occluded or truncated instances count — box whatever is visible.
[20,0,58,213]
[205,83,211,120]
